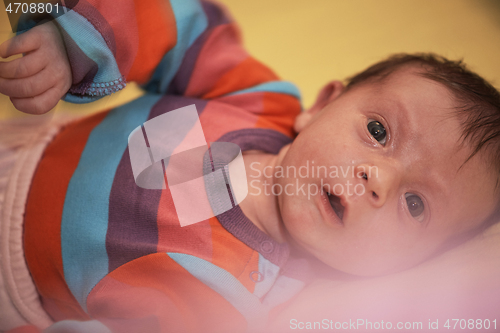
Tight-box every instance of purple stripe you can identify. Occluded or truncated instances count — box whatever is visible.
[147,95,208,120]
[166,1,231,95]
[73,0,117,55]
[58,27,98,95]
[106,148,161,272]
[57,0,117,95]
[217,128,293,154]
[106,96,208,272]
[208,128,293,267]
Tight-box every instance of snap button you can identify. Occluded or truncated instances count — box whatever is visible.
[249,271,264,283]
[260,241,274,254]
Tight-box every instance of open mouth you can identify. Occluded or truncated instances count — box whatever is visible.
[327,192,345,221]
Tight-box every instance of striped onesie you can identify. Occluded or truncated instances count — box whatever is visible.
[4,0,311,332]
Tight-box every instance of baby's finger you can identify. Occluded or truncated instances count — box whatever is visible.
[0,31,41,59]
[0,53,45,79]
[0,68,55,98]
[10,86,60,115]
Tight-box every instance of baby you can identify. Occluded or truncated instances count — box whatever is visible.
[243,56,500,277]
[1,0,499,332]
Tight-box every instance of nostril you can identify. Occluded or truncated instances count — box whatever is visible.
[372,191,378,199]
[362,172,368,180]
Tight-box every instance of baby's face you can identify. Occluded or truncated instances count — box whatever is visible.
[277,68,498,276]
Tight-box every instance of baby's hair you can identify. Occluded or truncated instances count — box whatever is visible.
[345,53,500,187]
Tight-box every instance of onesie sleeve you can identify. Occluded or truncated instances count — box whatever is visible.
[51,0,302,130]
[48,0,177,103]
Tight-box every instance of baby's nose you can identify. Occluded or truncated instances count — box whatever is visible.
[354,163,398,208]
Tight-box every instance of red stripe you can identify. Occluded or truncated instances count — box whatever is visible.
[5,326,41,333]
[203,56,279,99]
[87,0,138,76]
[209,217,256,289]
[199,101,259,142]
[24,111,109,321]
[255,92,301,137]
[185,23,248,98]
[127,0,177,84]
[156,184,213,261]
[88,253,247,332]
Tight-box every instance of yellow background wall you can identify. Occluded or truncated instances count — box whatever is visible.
[1,0,499,118]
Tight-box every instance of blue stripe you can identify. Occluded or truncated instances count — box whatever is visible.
[168,253,267,332]
[61,94,162,311]
[261,275,305,309]
[64,94,101,104]
[145,0,208,93]
[45,320,111,333]
[253,254,280,298]
[225,81,302,100]
[55,11,123,90]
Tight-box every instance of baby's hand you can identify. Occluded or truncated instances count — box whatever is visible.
[0,22,72,115]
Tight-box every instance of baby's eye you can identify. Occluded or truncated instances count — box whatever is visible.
[405,193,425,221]
[367,119,387,145]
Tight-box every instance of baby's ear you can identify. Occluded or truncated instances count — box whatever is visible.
[294,80,345,133]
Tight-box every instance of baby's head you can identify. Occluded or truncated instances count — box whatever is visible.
[276,53,500,276]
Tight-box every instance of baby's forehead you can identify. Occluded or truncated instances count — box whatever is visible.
[350,65,454,99]
[347,67,456,117]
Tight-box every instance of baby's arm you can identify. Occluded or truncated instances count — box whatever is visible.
[0,0,169,113]
[0,0,302,130]
[0,22,71,114]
